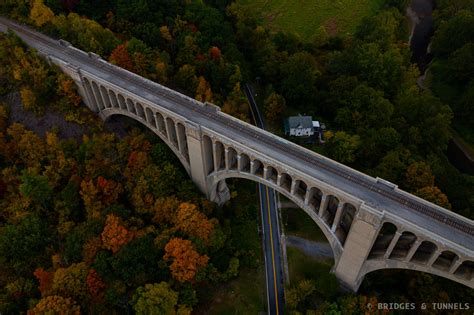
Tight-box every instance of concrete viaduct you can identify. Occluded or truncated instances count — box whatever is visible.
[1,17,473,292]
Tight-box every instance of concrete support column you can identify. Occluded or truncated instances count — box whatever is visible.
[334,205,383,291]
[331,202,345,232]
[212,142,219,172]
[290,180,297,195]
[224,148,230,170]
[405,239,422,262]
[250,160,256,174]
[237,154,242,171]
[263,167,269,180]
[428,250,442,267]
[384,231,402,259]
[449,259,462,274]
[184,122,208,195]
[318,194,329,217]
[276,174,283,186]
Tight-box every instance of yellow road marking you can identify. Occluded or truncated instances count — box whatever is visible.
[266,187,280,315]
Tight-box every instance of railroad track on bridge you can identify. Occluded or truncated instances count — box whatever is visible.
[4,18,473,237]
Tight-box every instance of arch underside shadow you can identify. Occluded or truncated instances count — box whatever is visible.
[360,260,474,289]
[208,171,344,263]
[100,108,191,175]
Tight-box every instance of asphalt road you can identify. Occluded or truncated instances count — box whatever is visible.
[245,84,285,314]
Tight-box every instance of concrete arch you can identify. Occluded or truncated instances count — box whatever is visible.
[454,261,474,281]
[322,195,340,227]
[432,251,459,272]
[108,90,118,108]
[214,141,225,172]
[411,241,438,264]
[335,203,357,246]
[389,231,417,260]
[126,98,136,115]
[155,112,166,136]
[99,109,190,175]
[293,179,308,203]
[251,158,264,178]
[99,85,111,108]
[360,261,474,290]
[265,165,278,184]
[82,77,98,112]
[117,93,127,110]
[91,81,105,110]
[226,147,238,170]
[239,153,250,173]
[166,117,178,148]
[136,102,145,120]
[278,172,292,193]
[207,170,344,262]
[176,122,189,162]
[368,222,398,259]
[145,107,156,128]
[306,186,323,214]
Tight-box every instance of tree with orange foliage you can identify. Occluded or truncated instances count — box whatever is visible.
[109,43,135,72]
[175,203,214,243]
[101,214,133,253]
[195,76,213,103]
[209,46,221,60]
[28,295,80,315]
[96,176,123,205]
[86,269,106,297]
[164,238,209,283]
[33,268,54,296]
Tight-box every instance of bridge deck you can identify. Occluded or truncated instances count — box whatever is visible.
[2,18,472,252]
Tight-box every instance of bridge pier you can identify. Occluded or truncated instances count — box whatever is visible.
[333,204,383,291]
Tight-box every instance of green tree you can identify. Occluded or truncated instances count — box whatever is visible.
[325,131,361,164]
[131,282,178,315]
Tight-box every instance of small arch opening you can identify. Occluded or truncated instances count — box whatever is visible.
[368,222,398,259]
[323,195,339,227]
[145,107,156,128]
[279,173,292,193]
[335,203,357,246]
[252,159,264,178]
[410,241,437,264]
[239,154,250,173]
[136,103,145,120]
[293,180,308,202]
[265,166,278,184]
[214,141,225,171]
[307,187,323,213]
[389,231,417,260]
[454,261,474,281]
[226,147,238,170]
[203,135,214,175]
[433,251,458,272]
[127,98,137,115]
[166,117,178,148]
[118,94,127,110]
[109,90,118,108]
[100,85,111,108]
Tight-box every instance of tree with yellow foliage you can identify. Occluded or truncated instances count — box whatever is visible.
[28,295,81,315]
[29,0,54,27]
[195,76,213,103]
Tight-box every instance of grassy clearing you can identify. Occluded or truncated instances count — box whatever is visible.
[238,0,385,40]
[199,267,266,314]
[282,208,328,243]
[286,247,339,297]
